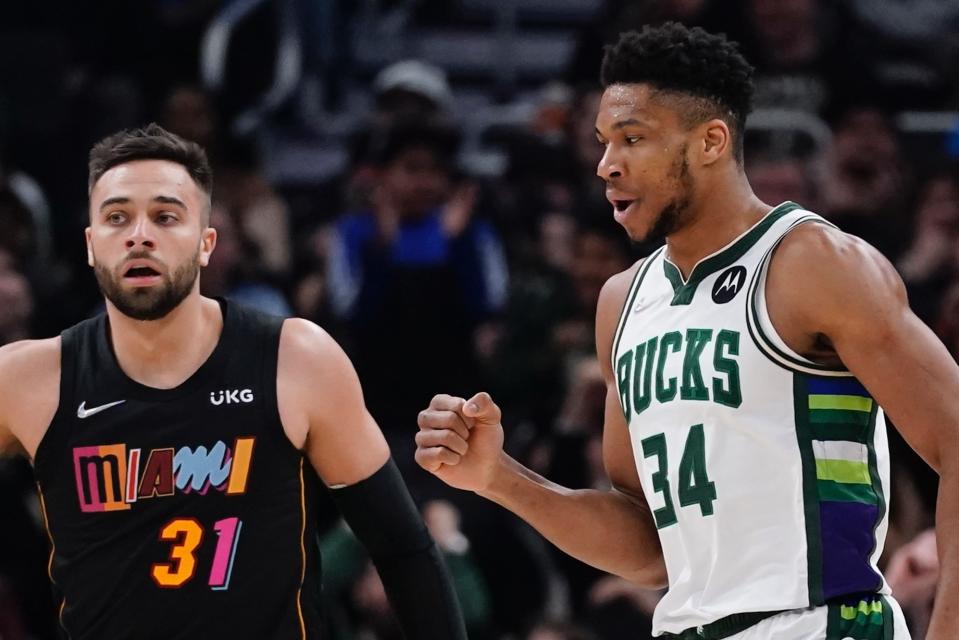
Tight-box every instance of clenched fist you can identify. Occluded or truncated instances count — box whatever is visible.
[415,392,505,492]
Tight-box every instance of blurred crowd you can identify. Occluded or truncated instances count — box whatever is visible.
[1,1,958,639]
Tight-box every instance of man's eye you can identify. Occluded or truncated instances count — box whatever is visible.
[625,136,643,144]
[108,213,126,224]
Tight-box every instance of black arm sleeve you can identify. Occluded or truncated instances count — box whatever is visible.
[329,458,467,640]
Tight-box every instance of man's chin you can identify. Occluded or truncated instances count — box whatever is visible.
[106,289,183,321]
[112,302,173,321]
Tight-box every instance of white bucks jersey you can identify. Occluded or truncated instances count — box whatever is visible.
[612,203,891,636]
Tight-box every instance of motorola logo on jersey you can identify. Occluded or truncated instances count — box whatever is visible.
[210,389,254,405]
[711,266,748,304]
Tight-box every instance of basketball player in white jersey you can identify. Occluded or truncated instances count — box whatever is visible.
[414,23,959,639]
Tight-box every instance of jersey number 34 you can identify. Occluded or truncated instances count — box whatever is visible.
[642,424,717,529]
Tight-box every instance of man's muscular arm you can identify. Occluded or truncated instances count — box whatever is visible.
[768,224,959,640]
[416,263,666,587]
[0,339,60,459]
[277,319,466,639]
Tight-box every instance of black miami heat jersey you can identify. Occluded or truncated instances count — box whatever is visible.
[32,300,323,639]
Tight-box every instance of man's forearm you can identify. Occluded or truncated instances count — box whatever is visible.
[478,453,666,587]
[330,459,467,639]
[926,462,959,639]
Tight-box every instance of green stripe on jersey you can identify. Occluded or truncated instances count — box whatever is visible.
[809,395,874,412]
[817,480,878,504]
[809,409,872,426]
[816,459,871,484]
[810,422,868,443]
[826,596,891,640]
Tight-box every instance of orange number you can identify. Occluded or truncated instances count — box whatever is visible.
[151,518,204,588]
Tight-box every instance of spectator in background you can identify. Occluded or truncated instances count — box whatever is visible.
[821,105,912,260]
[320,500,492,640]
[0,248,52,640]
[159,84,294,284]
[736,0,874,114]
[887,528,939,638]
[0,188,36,271]
[899,169,959,324]
[0,251,32,345]
[746,151,820,211]
[485,213,634,435]
[327,120,507,490]
[371,60,452,128]
[201,206,292,316]
[346,60,453,212]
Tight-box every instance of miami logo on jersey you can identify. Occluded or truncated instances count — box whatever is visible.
[71,437,256,513]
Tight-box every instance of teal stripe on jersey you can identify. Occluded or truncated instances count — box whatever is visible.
[809,409,872,427]
[810,422,868,443]
[795,373,886,604]
[817,480,879,505]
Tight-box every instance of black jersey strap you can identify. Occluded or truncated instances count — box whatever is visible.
[329,458,467,639]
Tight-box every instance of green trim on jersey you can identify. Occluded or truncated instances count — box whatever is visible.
[744,215,851,376]
[661,201,801,306]
[792,374,824,605]
[795,372,887,611]
[824,595,894,640]
[611,248,663,419]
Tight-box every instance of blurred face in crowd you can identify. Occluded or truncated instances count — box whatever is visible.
[749,0,816,46]
[572,231,631,311]
[161,87,217,151]
[747,157,814,208]
[382,146,450,219]
[0,250,32,343]
[832,109,900,181]
[595,84,705,242]
[86,159,216,320]
[571,89,604,172]
[200,206,240,297]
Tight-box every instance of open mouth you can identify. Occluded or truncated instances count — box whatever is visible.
[613,199,636,212]
[124,266,161,278]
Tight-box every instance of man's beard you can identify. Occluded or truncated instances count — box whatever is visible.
[94,251,199,321]
[646,146,694,242]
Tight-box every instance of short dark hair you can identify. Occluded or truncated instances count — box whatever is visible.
[88,123,213,199]
[600,23,755,161]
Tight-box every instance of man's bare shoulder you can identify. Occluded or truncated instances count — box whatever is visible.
[598,259,646,321]
[277,317,342,372]
[0,337,61,388]
[596,258,648,373]
[768,220,905,336]
[772,222,901,297]
[276,319,357,406]
[0,337,61,457]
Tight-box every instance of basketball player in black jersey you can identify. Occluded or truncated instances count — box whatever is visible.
[0,124,467,639]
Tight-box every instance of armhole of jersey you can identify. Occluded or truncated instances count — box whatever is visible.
[33,329,75,473]
[610,247,663,374]
[746,216,854,377]
[261,314,286,430]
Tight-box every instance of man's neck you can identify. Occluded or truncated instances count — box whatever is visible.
[106,293,223,389]
[664,175,772,279]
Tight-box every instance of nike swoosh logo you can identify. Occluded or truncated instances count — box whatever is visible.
[77,400,126,419]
